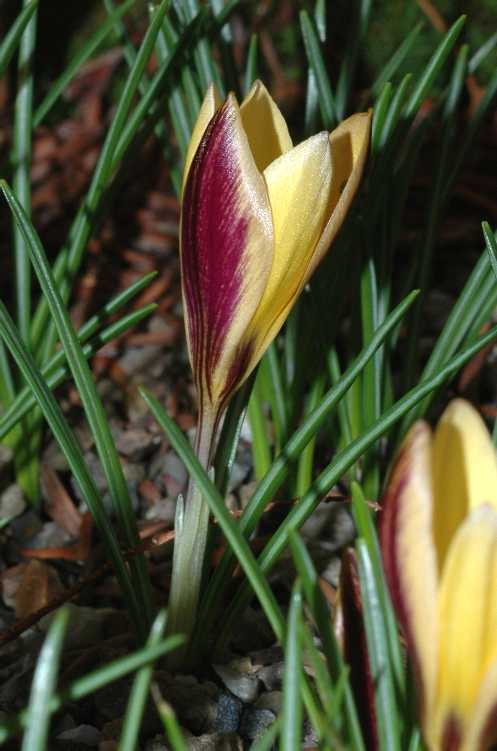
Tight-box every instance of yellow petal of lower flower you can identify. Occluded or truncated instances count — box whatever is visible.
[182,83,222,194]
[308,110,372,276]
[432,399,497,569]
[433,505,497,747]
[380,421,438,726]
[242,131,333,367]
[463,657,497,751]
[240,80,293,172]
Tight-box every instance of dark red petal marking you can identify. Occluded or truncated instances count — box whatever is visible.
[181,101,251,405]
[379,423,429,721]
[441,715,462,751]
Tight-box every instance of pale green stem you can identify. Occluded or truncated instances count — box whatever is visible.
[166,411,215,666]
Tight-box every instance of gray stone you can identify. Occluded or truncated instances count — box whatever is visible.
[254,691,282,714]
[56,724,102,746]
[0,445,13,484]
[0,484,26,520]
[26,521,71,549]
[213,663,259,704]
[240,707,276,740]
[155,673,219,734]
[41,605,111,649]
[215,693,242,733]
[187,732,243,751]
[256,663,285,691]
[115,428,159,461]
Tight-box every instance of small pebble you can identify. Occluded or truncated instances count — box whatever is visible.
[215,693,242,733]
[240,707,276,740]
[0,484,26,521]
[213,663,259,704]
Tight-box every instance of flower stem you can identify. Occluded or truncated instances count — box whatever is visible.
[166,411,215,667]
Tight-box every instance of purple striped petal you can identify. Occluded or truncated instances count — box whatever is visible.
[180,95,273,418]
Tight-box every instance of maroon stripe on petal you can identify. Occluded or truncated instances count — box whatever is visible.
[181,100,251,405]
[379,424,428,719]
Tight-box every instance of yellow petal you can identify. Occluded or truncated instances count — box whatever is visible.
[432,399,497,570]
[463,657,497,751]
[182,83,222,194]
[180,95,274,414]
[380,421,438,726]
[242,131,333,368]
[240,80,293,172]
[308,110,372,276]
[431,505,497,748]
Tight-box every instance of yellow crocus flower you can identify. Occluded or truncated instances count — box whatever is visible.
[381,399,497,751]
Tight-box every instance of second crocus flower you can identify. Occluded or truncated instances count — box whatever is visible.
[381,399,497,751]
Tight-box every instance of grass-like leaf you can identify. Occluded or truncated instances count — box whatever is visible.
[215,320,497,645]
[299,9,335,128]
[244,33,258,94]
[0,0,37,77]
[356,540,401,750]
[483,222,497,283]
[138,386,285,642]
[288,530,365,749]
[280,582,303,751]
[30,0,171,348]
[152,685,189,751]
[33,0,136,127]
[371,20,423,97]
[21,607,69,751]
[195,290,419,644]
[0,636,185,744]
[119,611,168,751]
[1,180,152,638]
[0,271,156,438]
[404,15,466,119]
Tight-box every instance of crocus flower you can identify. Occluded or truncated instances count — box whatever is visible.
[167,82,370,660]
[380,399,497,751]
[181,80,371,444]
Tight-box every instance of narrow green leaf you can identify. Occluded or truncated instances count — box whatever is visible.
[216,321,497,645]
[483,222,497,284]
[0,0,38,77]
[0,303,156,440]
[1,180,151,638]
[139,387,286,643]
[249,719,280,751]
[371,82,393,154]
[334,0,371,119]
[248,376,272,481]
[21,608,69,751]
[404,15,466,119]
[259,343,288,450]
[288,531,365,750]
[280,583,303,751]
[119,611,168,751]
[371,21,423,96]
[295,373,325,496]
[356,540,400,751]
[152,685,189,751]
[0,636,185,744]
[213,374,254,497]
[33,0,136,126]
[13,0,37,343]
[299,9,335,128]
[196,290,419,641]
[244,34,258,94]
[30,0,171,347]
[468,30,497,74]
